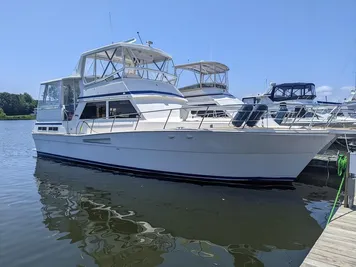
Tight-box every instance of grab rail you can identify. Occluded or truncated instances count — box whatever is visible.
[74,103,356,134]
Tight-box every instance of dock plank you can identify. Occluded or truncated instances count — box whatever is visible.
[303,258,339,267]
[301,205,356,267]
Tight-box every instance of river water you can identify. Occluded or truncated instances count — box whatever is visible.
[0,120,339,267]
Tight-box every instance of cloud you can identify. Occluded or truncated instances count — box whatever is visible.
[316,85,333,96]
[340,86,355,91]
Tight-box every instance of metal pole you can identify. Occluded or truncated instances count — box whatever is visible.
[308,109,318,129]
[90,119,94,134]
[134,113,141,130]
[110,117,116,132]
[198,106,209,129]
[326,105,342,128]
[163,109,172,129]
[289,106,304,129]
[242,105,256,129]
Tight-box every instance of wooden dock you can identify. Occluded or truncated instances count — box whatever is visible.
[301,204,356,267]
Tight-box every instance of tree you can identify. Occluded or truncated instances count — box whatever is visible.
[0,92,38,115]
[0,108,5,118]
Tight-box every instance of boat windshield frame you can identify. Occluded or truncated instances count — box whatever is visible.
[267,83,316,102]
[80,43,177,87]
[175,61,229,91]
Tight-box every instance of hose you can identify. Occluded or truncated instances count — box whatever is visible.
[326,153,347,225]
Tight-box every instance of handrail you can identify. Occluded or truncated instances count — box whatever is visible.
[73,103,356,134]
[76,120,97,134]
[198,106,210,129]
[84,66,177,86]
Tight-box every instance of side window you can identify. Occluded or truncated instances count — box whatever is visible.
[38,82,61,109]
[80,102,106,119]
[274,86,292,100]
[109,100,138,118]
[62,79,81,121]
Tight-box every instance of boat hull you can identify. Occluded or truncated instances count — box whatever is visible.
[33,130,336,183]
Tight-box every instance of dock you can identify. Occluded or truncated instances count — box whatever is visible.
[301,204,356,267]
[301,151,356,266]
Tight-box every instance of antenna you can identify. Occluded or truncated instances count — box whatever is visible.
[109,12,113,43]
[137,32,143,44]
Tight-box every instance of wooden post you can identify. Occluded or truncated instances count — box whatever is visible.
[344,152,350,208]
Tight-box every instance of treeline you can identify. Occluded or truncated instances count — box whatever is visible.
[0,92,37,116]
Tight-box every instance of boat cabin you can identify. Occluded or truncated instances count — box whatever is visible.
[35,40,187,134]
[37,76,81,122]
[265,82,316,102]
[242,82,317,109]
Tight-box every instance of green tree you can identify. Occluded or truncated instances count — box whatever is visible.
[0,92,37,115]
[0,107,6,118]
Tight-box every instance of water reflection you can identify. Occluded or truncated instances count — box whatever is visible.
[34,158,325,266]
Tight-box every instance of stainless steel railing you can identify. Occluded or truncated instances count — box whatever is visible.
[74,103,356,134]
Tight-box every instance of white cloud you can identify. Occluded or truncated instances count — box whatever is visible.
[316,85,333,96]
[340,86,355,91]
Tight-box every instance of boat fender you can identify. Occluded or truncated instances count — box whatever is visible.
[231,104,253,127]
[245,104,268,127]
[274,103,288,125]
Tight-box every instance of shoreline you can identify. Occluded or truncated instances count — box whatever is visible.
[0,115,35,120]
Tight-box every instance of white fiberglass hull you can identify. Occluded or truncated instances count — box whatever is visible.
[33,130,335,183]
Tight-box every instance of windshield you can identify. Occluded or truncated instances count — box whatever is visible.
[83,46,177,86]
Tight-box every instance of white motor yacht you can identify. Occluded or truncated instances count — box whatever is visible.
[242,82,318,109]
[242,82,356,127]
[33,39,339,183]
[175,61,245,122]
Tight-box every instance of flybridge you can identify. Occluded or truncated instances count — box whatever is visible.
[175,61,229,91]
[76,42,177,86]
[36,40,185,123]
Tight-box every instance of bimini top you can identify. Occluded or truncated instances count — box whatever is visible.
[40,75,81,85]
[76,39,177,86]
[79,41,172,65]
[175,61,229,75]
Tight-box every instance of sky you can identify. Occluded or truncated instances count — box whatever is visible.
[0,0,355,102]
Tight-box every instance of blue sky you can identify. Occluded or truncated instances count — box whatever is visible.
[0,0,355,102]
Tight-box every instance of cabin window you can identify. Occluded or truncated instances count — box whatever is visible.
[48,127,58,131]
[274,87,292,99]
[80,102,107,119]
[304,84,316,96]
[271,84,316,101]
[38,127,47,131]
[62,79,80,121]
[38,81,61,109]
[109,100,138,118]
[190,104,228,118]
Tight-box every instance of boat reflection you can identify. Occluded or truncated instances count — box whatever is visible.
[34,158,324,266]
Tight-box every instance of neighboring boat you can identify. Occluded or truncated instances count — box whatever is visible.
[175,61,244,119]
[242,82,356,127]
[343,88,356,117]
[32,39,338,183]
[242,82,318,108]
[175,61,243,106]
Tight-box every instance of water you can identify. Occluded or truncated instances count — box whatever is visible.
[0,120,338,267]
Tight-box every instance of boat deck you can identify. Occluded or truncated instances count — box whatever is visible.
[301,204,356,267]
